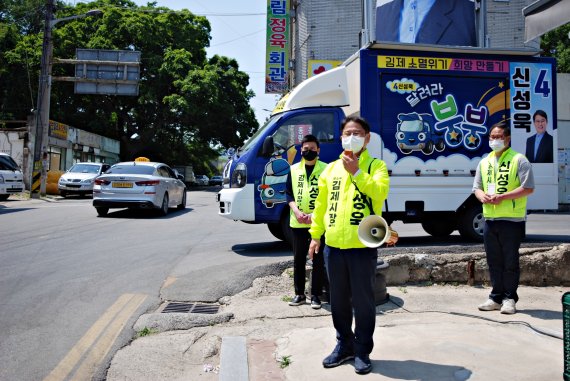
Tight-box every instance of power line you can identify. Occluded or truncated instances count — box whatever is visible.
[210,28,265,47]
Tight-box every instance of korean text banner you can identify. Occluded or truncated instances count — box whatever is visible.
[265,0,290,94]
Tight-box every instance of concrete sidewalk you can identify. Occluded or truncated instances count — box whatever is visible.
[107,274,567,381]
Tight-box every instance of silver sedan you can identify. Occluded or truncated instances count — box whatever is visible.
[92,161,186,217]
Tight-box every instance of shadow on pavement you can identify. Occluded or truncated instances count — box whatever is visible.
[516,308,562,320]
[232,241,291,257]
[373,359,471,381]
[0,206,35,215]
[96,207,194,219]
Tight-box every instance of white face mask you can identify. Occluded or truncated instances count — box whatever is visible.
[342,135,365,153]
[489,139,505,152]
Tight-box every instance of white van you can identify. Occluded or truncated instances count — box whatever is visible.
[0,153,24,201]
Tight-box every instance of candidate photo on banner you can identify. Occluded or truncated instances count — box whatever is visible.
[376,0,477,47]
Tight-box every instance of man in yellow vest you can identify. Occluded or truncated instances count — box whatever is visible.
[473,123,534,315]
[286,134,328,309]
[308,116,390,375]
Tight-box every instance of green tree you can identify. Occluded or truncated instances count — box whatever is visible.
[0,0,258,166]
[540,23,570,72]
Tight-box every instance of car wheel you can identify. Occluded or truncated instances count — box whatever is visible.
[159,193,169,216]
[0,194,9,201]
[59,191,67,198]
[177,190,186,210]
[96,207,109,217]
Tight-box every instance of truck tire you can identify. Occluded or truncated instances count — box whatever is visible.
[421,218,456,237]
[458,204,484,242]
[267,222,285,241]
[0,194,9,201]
[280,212,293,247]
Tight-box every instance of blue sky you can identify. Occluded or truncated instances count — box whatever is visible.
[74,0,279,125]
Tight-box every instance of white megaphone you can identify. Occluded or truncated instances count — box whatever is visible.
[357,215,398,248]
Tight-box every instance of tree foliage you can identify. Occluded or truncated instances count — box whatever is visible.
[0,0,258,170]
[540,23,570,73]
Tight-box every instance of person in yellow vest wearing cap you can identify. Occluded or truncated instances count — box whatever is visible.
[473,123,534,315]
[286,134,328,309]
[308,116,390,375]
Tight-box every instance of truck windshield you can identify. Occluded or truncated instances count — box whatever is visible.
[239,115,281,153]
[400,120,423,132]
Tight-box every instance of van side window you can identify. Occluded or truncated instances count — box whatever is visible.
[272,113,335,151]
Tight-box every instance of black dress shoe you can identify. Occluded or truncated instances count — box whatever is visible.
[288,295,306,306]
[354,354,372,374]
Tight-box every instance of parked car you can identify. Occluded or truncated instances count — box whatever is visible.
[0,152,24,201]
[209,175,223,186]
[92,161,186,217]
[58,162,111,197]
[194,175,209,186]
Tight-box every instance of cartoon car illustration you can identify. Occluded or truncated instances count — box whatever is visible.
[258,158,290,208]
[396,112,445,155]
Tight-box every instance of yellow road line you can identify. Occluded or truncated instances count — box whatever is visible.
[70,293,147,381]
[43,293,147,381]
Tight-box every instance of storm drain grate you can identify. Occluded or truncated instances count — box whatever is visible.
[161,302,219,314]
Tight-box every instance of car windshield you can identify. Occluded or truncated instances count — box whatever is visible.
[106,164,155,175]
[400,120,423,132]
[69,163,100,174]
[0,155,19,170]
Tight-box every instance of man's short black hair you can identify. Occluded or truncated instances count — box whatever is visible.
[302,134,319,148]
[533,109,548,122]
[341,116,370,133]
[490,122,511,137]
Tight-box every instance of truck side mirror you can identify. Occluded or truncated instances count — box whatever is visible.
[261,136,274,158]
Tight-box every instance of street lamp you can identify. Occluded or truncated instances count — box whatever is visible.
[33,1,102,197]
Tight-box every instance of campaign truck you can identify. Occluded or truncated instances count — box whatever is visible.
[217,43,558,242]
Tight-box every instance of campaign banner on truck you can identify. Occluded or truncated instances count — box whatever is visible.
[265,0,290,94]
[369,49,557,179]
[509,62,555,164]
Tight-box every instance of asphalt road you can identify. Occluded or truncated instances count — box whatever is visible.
[0,189,285,381]
[0,190,568,381]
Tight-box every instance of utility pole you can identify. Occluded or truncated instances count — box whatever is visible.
[33,0,55,197]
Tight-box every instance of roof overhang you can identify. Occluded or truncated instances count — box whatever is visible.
[523,0,570,42]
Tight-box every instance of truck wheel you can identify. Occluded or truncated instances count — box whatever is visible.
[268,222,285,241]
[280,212,293,246]
[0,194,9,201]
[421,218,456,237]
[96,207,109,217]
[458,205,484,242]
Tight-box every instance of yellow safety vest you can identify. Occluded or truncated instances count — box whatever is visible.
[289,159,327,228]
[309,149,390,249]
[480,148,527,218]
